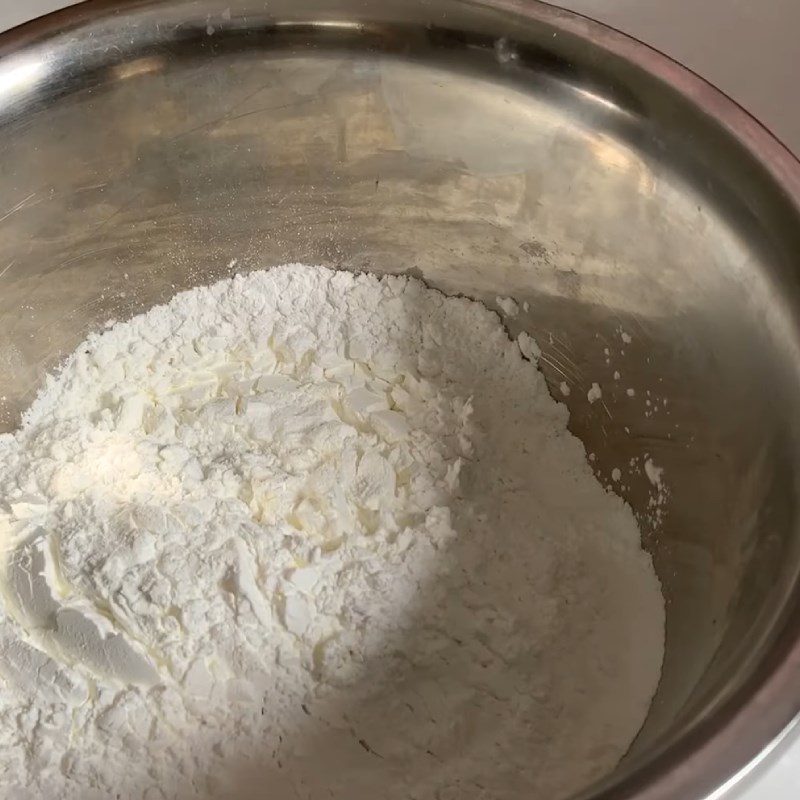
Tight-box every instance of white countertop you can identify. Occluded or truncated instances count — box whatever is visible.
[1,2,798,798]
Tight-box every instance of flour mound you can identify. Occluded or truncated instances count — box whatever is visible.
[0,264,664,800]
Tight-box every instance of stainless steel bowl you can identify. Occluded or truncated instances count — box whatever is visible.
[1,1,800,798]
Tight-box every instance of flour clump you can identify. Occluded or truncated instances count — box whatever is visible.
[0,264,664,800]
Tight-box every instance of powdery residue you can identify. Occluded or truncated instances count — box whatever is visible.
[496,295,519,317]
[587,382,603,404]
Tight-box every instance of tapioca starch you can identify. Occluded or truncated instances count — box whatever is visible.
[0,264,664,799]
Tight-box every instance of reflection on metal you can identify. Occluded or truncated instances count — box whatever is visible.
[706,713,800,800]
[110,56,166,82]
[587,133,656,196]
[0,54,47,103]
[0,2,800,800]
[573,85,628,115]
[272,19,365,30]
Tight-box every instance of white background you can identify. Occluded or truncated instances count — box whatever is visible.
[1,1,798,798]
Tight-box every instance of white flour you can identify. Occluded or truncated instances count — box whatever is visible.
[0,264,664,800]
